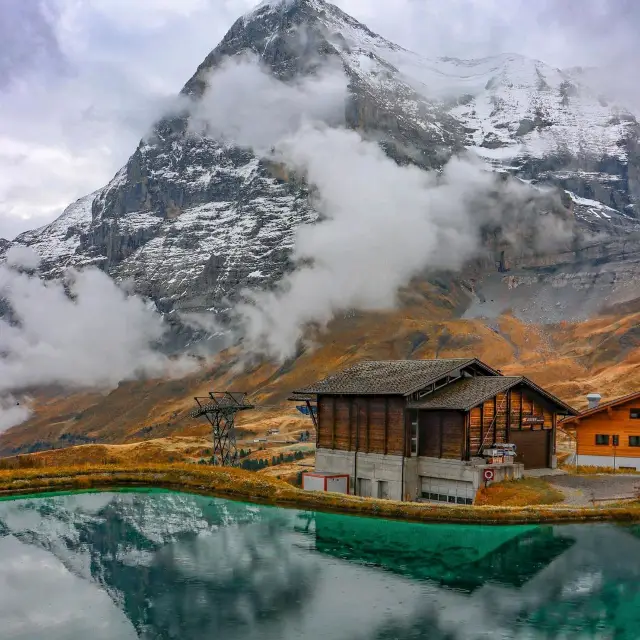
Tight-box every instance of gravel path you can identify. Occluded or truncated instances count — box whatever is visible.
[547,474,640,506]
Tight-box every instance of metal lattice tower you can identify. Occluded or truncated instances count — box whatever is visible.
[190,392,254,466]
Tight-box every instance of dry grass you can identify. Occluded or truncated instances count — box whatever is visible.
[475,477,565,507]
[8,291,640,458]
[1,464,640,524]
[0,436,215,469]
[562,465,640,476]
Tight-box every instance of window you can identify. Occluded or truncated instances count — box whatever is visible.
[410,415,418,456]
[631,409,640,419]
[421,491,472,505]
[595,434,610,445]
[630,436,640,447]
[377,481,389,499]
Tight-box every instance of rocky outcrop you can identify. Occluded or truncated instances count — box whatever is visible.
[1,0,639,329]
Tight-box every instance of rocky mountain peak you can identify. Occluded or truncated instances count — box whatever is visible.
[2,0,640,337]
[182,0,384,97]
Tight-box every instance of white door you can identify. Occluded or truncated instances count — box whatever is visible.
[357,478,372,497]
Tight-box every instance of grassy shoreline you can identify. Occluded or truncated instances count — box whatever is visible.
[2,464,640,524]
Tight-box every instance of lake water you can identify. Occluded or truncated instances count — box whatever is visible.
[0,490,639,639]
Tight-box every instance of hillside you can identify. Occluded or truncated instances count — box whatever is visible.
[3,276,640,457]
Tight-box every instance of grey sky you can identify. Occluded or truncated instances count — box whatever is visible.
[0,0,637,239]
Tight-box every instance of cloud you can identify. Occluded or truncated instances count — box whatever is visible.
[0,396,31,433]
[0,258,196,430]
[191,57,573,361]
[5,245,41,270]
[0,536,138,639]
[190,53,348,151]
[0,0,638,240]
[0,0,257,240]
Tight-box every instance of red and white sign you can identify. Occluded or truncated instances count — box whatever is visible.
[483,469,495,481]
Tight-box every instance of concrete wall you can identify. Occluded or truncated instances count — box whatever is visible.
[315,448,407,501]
[315,448,524,502]
[403,456,420,501]
[418,457,523,493]
[576,454,640,471]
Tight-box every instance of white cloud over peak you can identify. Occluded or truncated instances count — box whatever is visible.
[0,0,638,239]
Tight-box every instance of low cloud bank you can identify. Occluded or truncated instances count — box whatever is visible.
[0,247,196,431]
[190,55,573,361]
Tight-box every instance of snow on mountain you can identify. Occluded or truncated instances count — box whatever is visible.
[444,54,633,158]
[1,0,639,318]
[12,189,103,274]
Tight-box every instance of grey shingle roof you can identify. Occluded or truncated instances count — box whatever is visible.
[407,376,577,414]
[294,359,493,396]
[407,377,523,410]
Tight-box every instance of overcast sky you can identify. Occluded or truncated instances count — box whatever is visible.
[0,0,637,240]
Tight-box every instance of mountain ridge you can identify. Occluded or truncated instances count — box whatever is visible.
[2,0,640,350]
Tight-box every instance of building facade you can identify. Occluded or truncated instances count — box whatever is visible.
[294,359,577,503]
[562,391,640,470]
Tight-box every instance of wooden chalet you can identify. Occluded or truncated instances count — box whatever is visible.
[294,358,576,502]
[562,391,640,470]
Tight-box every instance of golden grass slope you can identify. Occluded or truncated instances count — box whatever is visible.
[475,477,565,507]
[3,279,640,456]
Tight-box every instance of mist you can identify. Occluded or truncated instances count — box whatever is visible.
[0,247,196,431]
[190,53,348,151]
[191,56,574,362]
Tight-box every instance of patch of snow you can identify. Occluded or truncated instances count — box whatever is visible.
[8,190,101,270]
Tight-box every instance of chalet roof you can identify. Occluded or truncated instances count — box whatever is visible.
[293,358,499,396]
[287,392,315,402]
[407,376,578,414]
[561,390,640,424]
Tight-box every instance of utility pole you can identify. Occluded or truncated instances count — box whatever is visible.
[191,392,254,466]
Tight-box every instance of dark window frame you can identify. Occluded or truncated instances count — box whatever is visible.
[630,436,640,447]
[421,491,472,506]
[630,409,640,419]
[595,434,610,445]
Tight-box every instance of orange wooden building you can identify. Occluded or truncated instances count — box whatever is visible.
[562,392,640,470]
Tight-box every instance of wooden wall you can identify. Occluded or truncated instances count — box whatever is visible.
[418,411,464,459]
[316,384,562,461]
[468,387,556,458]
[574,398,640,458]
[317,395,406,455]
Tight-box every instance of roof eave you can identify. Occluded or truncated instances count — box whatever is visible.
[405,377,520,411]
[519,377,578,415]
[563,390,640,423]
[401,358,480,397]
[407,376,577,414]
[291,389,408,396]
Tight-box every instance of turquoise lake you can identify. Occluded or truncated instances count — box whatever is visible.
[0,490,639,639]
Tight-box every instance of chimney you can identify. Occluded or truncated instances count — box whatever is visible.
[586,393,601,410]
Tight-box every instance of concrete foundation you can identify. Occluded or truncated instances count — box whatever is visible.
[315,448,525,503]
[315,448,406,500]
[576,454,640,471]
[417,457,523,500]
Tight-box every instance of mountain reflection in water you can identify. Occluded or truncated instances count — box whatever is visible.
[0,491,639,639]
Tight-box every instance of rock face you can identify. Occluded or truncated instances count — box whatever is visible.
[2,0,640,325]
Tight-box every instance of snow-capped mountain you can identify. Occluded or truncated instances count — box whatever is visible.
[2,0,639,317]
